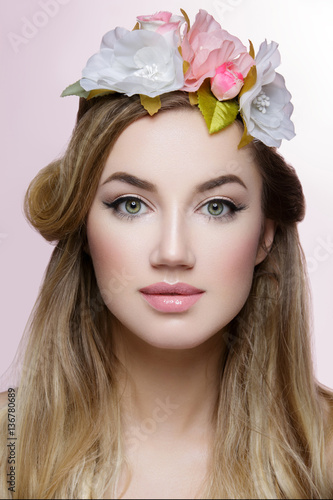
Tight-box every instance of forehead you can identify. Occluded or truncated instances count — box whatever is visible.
[100,109,261,191]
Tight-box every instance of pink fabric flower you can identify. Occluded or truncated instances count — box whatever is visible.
[137,11,185,35]
[211,62,244,100]
[181,9,254,93]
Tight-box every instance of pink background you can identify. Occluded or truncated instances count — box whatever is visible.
[1,0,332,388]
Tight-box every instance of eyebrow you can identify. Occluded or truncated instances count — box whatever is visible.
[196,174,247,192]
[102,172,158,192]
[102,171,247,193]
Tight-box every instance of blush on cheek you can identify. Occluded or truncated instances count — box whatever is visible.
[214,227,262,302]
[233,231,260,270]
[86,225,142,318]
[87,220,124,286]
[91,238,124,273]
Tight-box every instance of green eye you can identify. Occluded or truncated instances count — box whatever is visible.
[125,199,141,214]
[207,201,225,216]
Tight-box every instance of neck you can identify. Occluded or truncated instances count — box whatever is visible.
[112,318,225,444]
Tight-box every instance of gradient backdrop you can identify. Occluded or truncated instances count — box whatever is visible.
[1,0,332,388]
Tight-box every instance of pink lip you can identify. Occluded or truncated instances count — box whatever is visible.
[139,282,205,313]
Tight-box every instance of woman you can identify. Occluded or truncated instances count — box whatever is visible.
[0,9,332,499]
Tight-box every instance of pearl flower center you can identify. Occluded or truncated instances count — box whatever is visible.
[135,63,160,80]
[253,90,270,113]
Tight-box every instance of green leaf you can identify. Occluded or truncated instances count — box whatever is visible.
[183,60,190,75]
[140,94,161,116]
[87,89,116,100]
[180,8,190,32]
[238,119,254,149]
[249,39,255,59]
[239,41,256,98]
[197,80,239,134]
[239,64,257,97]
[189,92,198,106]
[60,80,90,98]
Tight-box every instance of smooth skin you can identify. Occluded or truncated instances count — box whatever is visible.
[1,109,332,497]
[86,109,275,498]
[0,111,332,498]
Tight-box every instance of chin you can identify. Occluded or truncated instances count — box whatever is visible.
[110,311,225,352]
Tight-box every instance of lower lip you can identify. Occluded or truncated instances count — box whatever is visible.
[140,292,204,313]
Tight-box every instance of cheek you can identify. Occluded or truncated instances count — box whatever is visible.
[88,226,123,273]
[202,217,262,308]
[86,213,138,301]
[223,226,260,274]
[219,236,258,295]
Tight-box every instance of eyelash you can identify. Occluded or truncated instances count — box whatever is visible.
[103,195,149,221]
[103,196,247,222]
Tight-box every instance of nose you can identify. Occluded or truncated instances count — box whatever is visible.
[149,206,196,270]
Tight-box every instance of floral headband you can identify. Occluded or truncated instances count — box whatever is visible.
[61,9,295,148]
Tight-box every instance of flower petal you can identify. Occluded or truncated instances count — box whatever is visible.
[101,27,128,50]
[181,10,254,93]
[239,40,295,147]
[80,26,184,98]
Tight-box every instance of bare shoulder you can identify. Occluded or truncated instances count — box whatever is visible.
[0,391,8,410]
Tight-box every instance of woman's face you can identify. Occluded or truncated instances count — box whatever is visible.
[86,109,274,350]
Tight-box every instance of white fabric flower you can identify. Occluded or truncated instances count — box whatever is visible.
[239,40,295,147]
[80,27,184,98]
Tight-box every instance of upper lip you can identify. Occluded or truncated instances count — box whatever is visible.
[139,282,204,295]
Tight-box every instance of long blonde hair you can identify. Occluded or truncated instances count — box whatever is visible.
[0,92,332,498]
